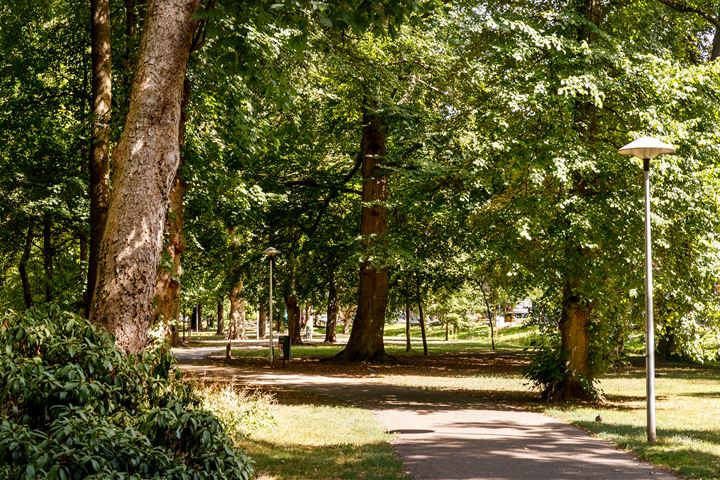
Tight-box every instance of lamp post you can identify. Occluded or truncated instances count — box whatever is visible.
[263,247,280,364]
[618,136,675,444]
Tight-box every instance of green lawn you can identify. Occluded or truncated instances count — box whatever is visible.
[545,365,720,479]
[237,394,409,480]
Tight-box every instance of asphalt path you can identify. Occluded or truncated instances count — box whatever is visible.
[174,350,678,480]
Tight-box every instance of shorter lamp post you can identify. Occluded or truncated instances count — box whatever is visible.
[618,136,676,444]
[263,247,280,363]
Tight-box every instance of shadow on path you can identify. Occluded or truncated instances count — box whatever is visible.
[176,354,678,480]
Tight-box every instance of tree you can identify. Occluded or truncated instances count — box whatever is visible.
[86,0,112,317]
[90,0,200,353]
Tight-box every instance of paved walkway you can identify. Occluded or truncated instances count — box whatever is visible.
[175,351,677,480]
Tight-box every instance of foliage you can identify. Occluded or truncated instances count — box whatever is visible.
[524,334,601,401]
[196,382,276,442]
[0,305,253,479]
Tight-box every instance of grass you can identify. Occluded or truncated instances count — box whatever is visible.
[182,326,720,479]
[227,322,537,360]
[544,364,720,479]
[236,392,409,480]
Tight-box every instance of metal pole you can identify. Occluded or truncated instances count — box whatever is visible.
[643,157,656,444]
[269,257,274,364]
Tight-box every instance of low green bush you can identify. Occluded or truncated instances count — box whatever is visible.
[0,305,253,480]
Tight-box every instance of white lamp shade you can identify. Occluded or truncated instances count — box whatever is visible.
[263,247,280,257]
[618,136,676,160]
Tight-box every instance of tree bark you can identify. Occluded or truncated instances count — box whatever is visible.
[86,0,112,318]
[153,77,189,338]
[335,102,391,362]
[190,304,198,331]
[479,280,495,351]
[227,281,246,340]
[404,303,411,352]
[43,217,53,302]
[286,293,302,345]
[325,275,338,343]
[416,281,428,356]
[258,305,267,338]
[342,306,353,334]
[89,0,200,354]
[556,290,593,400]
[19,222,34,309]
[216,299,224,335]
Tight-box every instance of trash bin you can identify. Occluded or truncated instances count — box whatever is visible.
[279,335,291,363]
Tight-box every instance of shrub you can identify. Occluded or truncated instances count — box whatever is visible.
[196,383,276,442]
[0,305,254,480]
[523,335,600,401]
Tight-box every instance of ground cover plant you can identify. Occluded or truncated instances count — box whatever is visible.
[0,306,253,479]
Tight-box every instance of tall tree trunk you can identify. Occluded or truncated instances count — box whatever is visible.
[713,28,720,61]
[19,222,34,309]
[335,102,390,362]
[404,302,411,352]
[557,290,593,400]
[86,0,112,318]
[258,305,267,338]
[191,304,199,331]
[550,0,603,399]
[153,77,189,339]
[43,217,53,302]
[286,294,302,345]
[227,281,245,340]
[416,280,428,356]
[325,275,338,343]
[216,299,224,335]
[89,0,200,353]
[479,280,495,351]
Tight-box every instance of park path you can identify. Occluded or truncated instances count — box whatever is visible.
[175,349,677,480]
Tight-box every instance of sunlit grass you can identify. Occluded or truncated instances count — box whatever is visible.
[544,365,720,479]
[237,398,409,480]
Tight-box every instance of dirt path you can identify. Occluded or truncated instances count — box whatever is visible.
[176,351,677,480]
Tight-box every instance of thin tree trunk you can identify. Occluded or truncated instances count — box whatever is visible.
[216,299,224,335]
[712,28,720,61]
[405,302,411,352]
[325,275,338,343]
[335,101,390,363]
[286,294,302,345]
[227,281,245,340]
[445,317,449,341]
[19,222,34,309]
[86,0,112,318]
[342,306,353,334]
[43,217,53,302]
[479,281,495,351]
[89,0,200,353]
[191,304,199,331]
[258,305,267,338]
[416,281,428,356]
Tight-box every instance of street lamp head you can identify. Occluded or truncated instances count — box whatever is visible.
[618,136,676,160]
[263,247,280,257]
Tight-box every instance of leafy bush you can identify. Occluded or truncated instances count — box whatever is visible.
[523,335,600,401]
[0,305,254,479]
